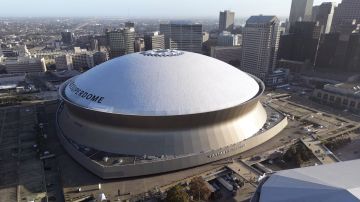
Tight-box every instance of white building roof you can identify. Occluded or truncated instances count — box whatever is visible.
[64,50,260,116]
[260,160,360,202]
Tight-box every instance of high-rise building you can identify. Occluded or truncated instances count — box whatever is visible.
[217,31,240,46]
[345,32,360,71]
[219,10,235,32]
[289,0,314,26]
[55,54,73,70]
[144,32,165,51]
[72,53,94,71]
[332,0,360,33]
[315,33,339,69]
[278,21,322,64]
[90,38,99,51]
[106,28,135,58]
[95,35,108,47]
[93,51,109,66]
[313,2,337,34]
[210,46,242,66]
[312,5,320,21]
[125,21,135,29]
[316,27,360,72]
[340,20,359,37]
[61,30,74,44]
[134,37,145,52]
[202,33,218,56]
[202,32,209,43]
[0,48,3,63]
[241,15,280,80]
[160,22,203,53]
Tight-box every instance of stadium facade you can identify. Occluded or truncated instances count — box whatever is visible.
[56,49,287,179]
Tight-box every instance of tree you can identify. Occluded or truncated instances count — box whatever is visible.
[189,177,211,201]
[165,185,190,202]
[283,143,313,166]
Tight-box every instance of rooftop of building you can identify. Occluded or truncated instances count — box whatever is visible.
[321,82,360,98]
[259,160,360,202]
[246,15,278,24]
[63,50,260,116]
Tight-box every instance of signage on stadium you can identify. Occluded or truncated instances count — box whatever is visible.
[68,81,104,103]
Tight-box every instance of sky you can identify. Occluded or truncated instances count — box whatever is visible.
[0,0,342,18]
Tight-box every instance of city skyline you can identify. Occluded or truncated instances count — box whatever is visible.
[1,0,342,18]
[1,0,360,201]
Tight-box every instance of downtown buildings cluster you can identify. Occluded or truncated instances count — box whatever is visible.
[0,0,359,84]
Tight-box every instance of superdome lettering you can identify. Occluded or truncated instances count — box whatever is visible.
[68,81,104,103]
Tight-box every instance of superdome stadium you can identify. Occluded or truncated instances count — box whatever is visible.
[56,49,287,179]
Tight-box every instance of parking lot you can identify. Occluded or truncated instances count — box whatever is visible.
[0,105,46,202]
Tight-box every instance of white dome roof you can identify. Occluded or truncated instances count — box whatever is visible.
[260,160,360,202]
[64,50,260,116]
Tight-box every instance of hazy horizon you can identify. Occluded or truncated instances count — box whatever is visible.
[1,0,342,18]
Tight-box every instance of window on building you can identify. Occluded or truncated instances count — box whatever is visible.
[317,92,322,98]
[323,94,328,100]
[343,99,348,105]
[350,101,355,108]
[329,96,335,102]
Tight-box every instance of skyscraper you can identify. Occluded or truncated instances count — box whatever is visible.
[313,2,336,34]
[346,32,360,71]
[289,0,314,26]
[241,16,280,80]
[278,21,322,64]
[72,53,94,71]
[217,31,240,46]
[219,10,235,32]
[316,25,360,72]
[106,28,135,58]
[210,46,242,66]
[144,31,165,51]
[55,54,73,70]
[160,22,203,53]
[332,0,360,33]
[93,51,109,66]
[134,37,145,52]
[125,21,135,29]
[312,5,320,21]
[61,30,74,44]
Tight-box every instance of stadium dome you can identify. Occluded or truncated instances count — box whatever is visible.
[259,160,360,202]
[64,49,259,116]
[56,50,287,178]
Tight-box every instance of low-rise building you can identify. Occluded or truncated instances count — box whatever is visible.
[312,82,360,113]
[264,69,289,88]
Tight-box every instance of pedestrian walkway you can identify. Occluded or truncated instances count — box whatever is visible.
[301,137,338,164]
[227,160,261,186]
